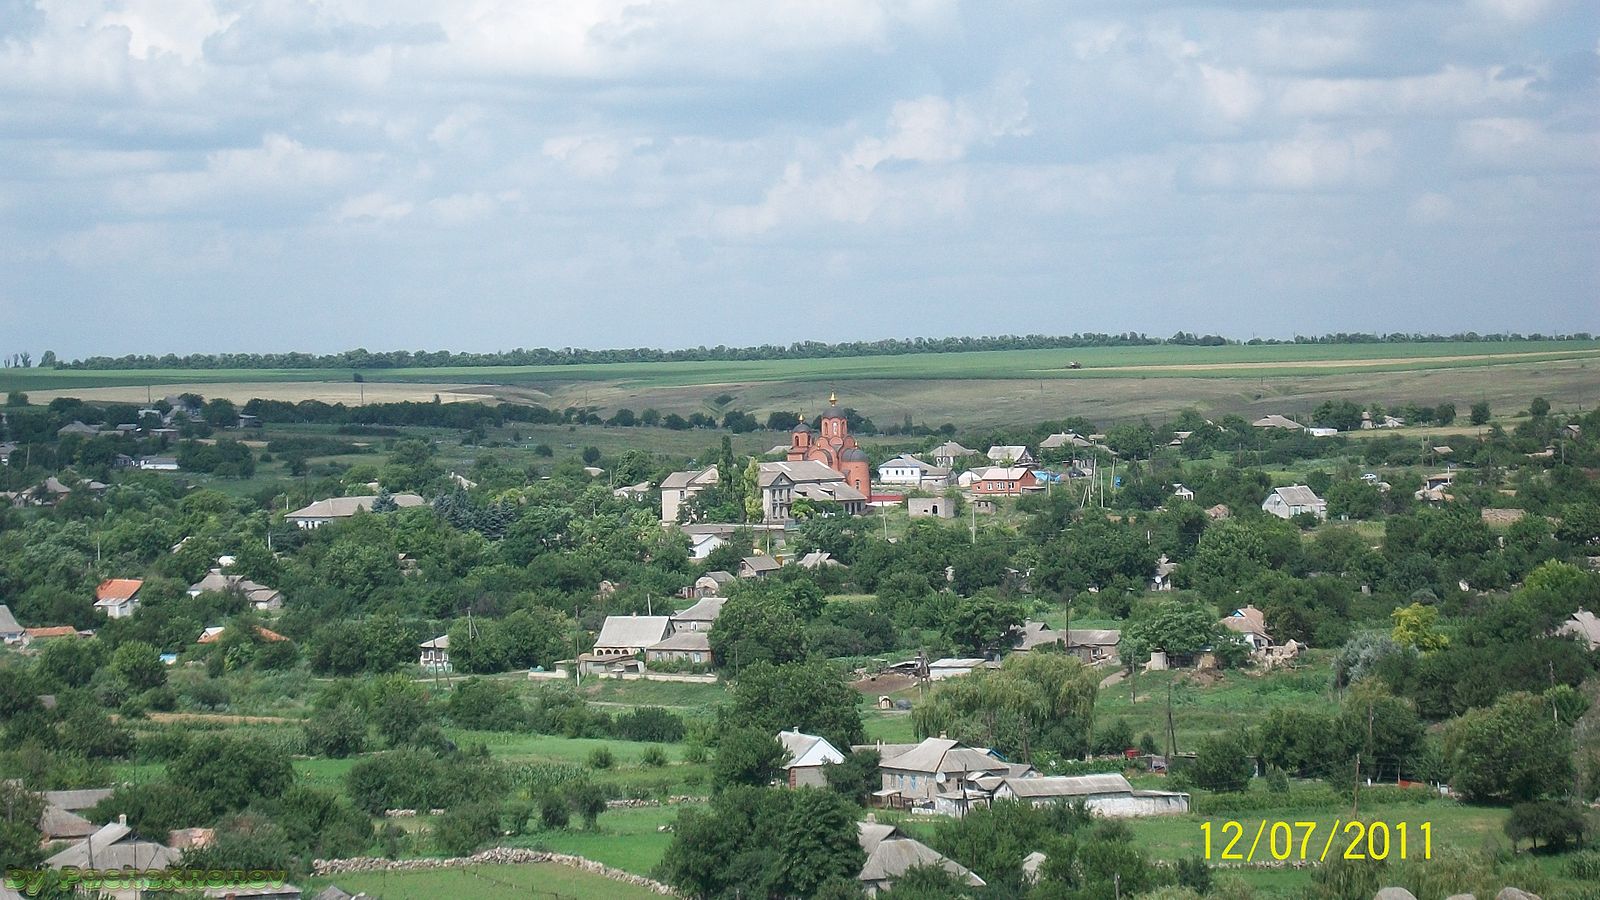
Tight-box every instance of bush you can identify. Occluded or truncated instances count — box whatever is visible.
[587,745,615,769]
[1189,732,1252,793]
[302,702,368,758]
[435,801,503,857]
[613,706,686,743]
[1505,800,1588,851]
[640,746,669,768]
[539,792,570,830]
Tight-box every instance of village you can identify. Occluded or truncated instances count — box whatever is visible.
[2,383,1599,900]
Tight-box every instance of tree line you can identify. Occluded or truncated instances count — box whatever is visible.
[42,331,1595,370]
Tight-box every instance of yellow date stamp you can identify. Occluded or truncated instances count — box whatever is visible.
[1200,820,1432,862]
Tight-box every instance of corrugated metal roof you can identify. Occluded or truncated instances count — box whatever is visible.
[594,615,672,649]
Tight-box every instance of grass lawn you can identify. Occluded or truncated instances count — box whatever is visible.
[507,805,689,877]
[301,861,665,900]
[864,710,919,743]
[1093,656,1340,748]
[570,678,728,710]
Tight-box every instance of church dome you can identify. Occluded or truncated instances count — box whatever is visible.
[840,448,869,462]
[792,421,812,433]
[821,407,847,420]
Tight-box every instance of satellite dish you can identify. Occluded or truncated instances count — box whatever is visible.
[935,772,947,784]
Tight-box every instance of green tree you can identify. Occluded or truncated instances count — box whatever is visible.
[725,660,865,748]
[709,594,805,673]
[167,736,294,816]
[1470,400,1491,426]
[775,789,867,897]
[0,780,45,869]
[1505,800,1586,851]
[110,640,167,691]
[1445,692,1574,803]
[367,675,433,746]
[1191,732,1252,792]
[946,593,1025,655]
[435,801,502,857]
[712,727,787,790]
[1391,602,1447,652]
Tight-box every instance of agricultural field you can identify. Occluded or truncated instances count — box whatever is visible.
[9,340,1600,427]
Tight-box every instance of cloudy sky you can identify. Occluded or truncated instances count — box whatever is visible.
[1,0,1596,357]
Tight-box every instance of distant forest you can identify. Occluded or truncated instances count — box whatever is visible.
[32,330,1599,371]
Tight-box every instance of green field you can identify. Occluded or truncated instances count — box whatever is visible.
[8,341,1600,391]
[302,862,666,900]
[14,340,1598,427]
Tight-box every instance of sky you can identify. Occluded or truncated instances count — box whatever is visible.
[0,0,1596,358]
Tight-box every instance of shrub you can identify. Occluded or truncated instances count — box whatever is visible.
[539,793,570,830]
[587,745,615,769]
[1190,732,1252,794]
[435,801,503,857]
[640,746,669,768]
[302,702,368,758]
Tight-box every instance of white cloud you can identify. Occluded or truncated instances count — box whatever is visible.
[113,134,356,215]
[335,191,413,222]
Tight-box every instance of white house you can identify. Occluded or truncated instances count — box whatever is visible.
[688,533,725,561]
[136,456,180,471]
[876,454,953,488]
[1171,484,1195,502]
[1262,485,1327,520]
[777,729,846,788]
[94,579,143,619]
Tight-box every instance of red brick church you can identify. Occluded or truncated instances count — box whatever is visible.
[787,392,871,496]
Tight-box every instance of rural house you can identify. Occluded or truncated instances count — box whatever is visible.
[1220,605,1272,650]
[94,579,143,619]
[777,729,846,788]
[1262,485,1327,520]
[645,630,711,665]
[1251,414,1305,430]
[738,554,782,579]
[0,604,22,644]
[689,571,735,598]
[670,596,725,632]
[857,821,985,896]
[285,494,425,528]
[876,454,952,488]
[992,773,1189,817]
[875,737,1033,814]
[907,497,955,519]
[759,460,867,521]
[985,445,1035,466]
[928,441,975,468]
[970,466,1041,496]
[188,570,284,612]
[592,615,672,658]
[1558,609,1600,651]
[659,466,718,524]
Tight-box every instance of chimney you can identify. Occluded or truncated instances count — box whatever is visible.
[118,814,127,826]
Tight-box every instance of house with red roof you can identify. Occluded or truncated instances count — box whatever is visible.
[94,579,143,619]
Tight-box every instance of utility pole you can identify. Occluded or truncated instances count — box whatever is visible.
[1166,684,1177,758]
[1353,754,1362,817]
